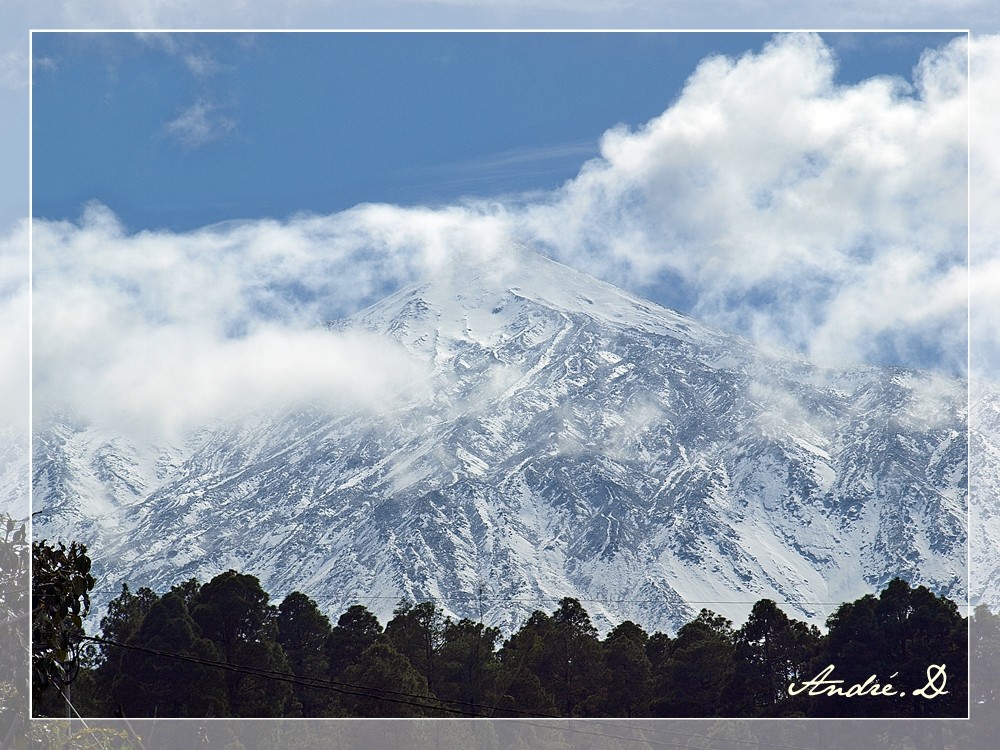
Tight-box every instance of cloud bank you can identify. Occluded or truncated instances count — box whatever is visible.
[970,34,1000,378]
[32,33,972,439]
[526,33,968,372]
[0,221,28,434]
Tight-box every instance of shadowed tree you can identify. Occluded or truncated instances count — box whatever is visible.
[112,592,228,717]
[190,570,294,717]
[496,599,607,716]
[169,578,202,610]
[90,582,160,715]
[495,611,559,717]
[435,617,501,714]
[340,641,436,717]
[277,591,334,716]
[546,597,609,716]
[650,609,735,717]
[724,598,820,716]
[327,604,383,684]
[818,578,966,718]
[384,600,446,697]
[602,620,653,717]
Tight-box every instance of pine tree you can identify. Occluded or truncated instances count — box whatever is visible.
[602,620,652,717]
[725,598,819,716]
[112,592,227,717]
[327,604,383,681]
[435,617,501,715]
[384,600,446,697]
[340,641,435,717]
[545,597,609,716]
[819,578,966,718]
[277,592,334,716]
[650,609,735,717]
[495,611,559,716]
[90,582,160,715]
[190,571,294,717]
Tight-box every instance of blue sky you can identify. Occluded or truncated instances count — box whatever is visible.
[32,31,963,233]
[28,30,972,436]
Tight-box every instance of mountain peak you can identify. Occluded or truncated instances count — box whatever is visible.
[33,240,970,637]
[351,241,719,356]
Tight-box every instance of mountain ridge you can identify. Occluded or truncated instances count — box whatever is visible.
[32,243,970,635]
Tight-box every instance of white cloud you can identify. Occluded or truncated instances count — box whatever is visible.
[32,33,975,440]
[0,49,27,91]
[971,35,1000,378]
[31,205,439,440]
[0,221,28,434]
[137,32,223,76]
[518,33,969,373]
[164,99,236,149]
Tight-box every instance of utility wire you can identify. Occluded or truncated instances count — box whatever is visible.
[304,592,972,608]
[84,635,820,750]
[55,685,115,750]
[86,635,483,718]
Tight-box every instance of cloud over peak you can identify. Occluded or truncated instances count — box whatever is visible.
[32,33,973,439]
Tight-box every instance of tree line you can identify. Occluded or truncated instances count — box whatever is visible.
[31,539,969,720]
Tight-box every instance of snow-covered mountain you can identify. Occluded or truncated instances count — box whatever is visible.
[32,244,973,635]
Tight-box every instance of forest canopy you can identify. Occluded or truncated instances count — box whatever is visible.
[30,553,969,719]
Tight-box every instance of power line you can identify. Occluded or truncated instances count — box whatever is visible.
[55,685,120,750]
[87,635,502,718]
[84,635,820,750]
[303,592,972,608]
[308,593,839,604]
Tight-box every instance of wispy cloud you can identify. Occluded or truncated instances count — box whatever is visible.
[164,99,237,149]
[137,32,224,77]
[32,34,977,441]
[402,140,600,200]
[0,49,26,91]
[970,35,1000,378]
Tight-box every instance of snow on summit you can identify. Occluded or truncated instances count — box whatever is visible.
[33,243,969,635]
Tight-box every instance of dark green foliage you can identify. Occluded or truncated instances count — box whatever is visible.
[327,603,383,681]
[650,609,735,717]
[89,582,159,714]
[190,570,294,717]
[99,582,160,648]
[112,592,227,717]
[37,554,969,722]
[277,591,334,716]
[494,611,559,716]
[340,641,435,717]
[602,620,653,717]
[384,600,446,696]
[545,597,609,715]
[494,599,610,717]
[646,630,673,669]
[815,577,967,718]
[31,538,95,710]
[435,617,501,714]
[725,598,820,716]
[169,577,202,609]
